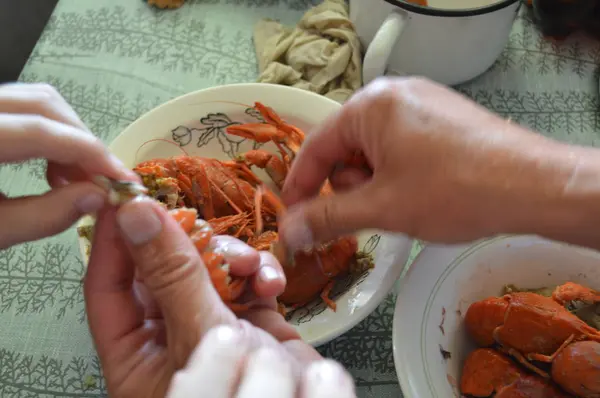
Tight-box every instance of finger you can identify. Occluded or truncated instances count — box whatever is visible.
[84,205,144,359]
[210,235,261,277]
[0,83,88,130]
[251,251,286,298]
[241,307,300,342]
[46,162,89,188]
[116,197,237,365]
[300,360,356,398]
[0,114,137,181]
[133,280,161,320]
[279,181,385,250]
[329,167,371,192]
[0,182,107,250]
[281,101,362,207]
[236,347,296,398]
[283,340,323,364]
[167,325,250,398]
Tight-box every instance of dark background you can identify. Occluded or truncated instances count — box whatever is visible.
[0,0,59,83]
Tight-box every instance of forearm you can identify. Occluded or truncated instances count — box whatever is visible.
[507,142,600,251]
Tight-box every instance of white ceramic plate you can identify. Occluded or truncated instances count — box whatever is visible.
[77,83,414,347]
[393,235,600,398]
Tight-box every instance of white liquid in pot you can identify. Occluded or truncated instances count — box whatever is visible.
[410,0,505,10]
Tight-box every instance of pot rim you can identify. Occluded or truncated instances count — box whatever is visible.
[383,0,521,17]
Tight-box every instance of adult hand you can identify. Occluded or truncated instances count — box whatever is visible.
[280,77,600,248]
[84,197,354,397]
[167,324,354,398]
[0,83,137,249]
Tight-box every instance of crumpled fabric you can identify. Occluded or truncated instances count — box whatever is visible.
[252,0,363,103]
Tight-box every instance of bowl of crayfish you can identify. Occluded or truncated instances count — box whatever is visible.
[393,235,600,398]
[76,83,414,347]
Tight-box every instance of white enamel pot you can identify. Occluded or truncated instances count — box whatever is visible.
[350,0,522,86]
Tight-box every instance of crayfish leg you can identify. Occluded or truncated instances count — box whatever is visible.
[501,347,550,379]
[169,208,198,233]
[228,278,247,302]
[320,280,337,312]
[527,334,575,364]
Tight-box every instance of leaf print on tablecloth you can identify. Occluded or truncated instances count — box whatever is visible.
[459,89,600,138]
[38,6,257,83]
[317,294,398,391]
[184,0,319,10]
[0,243,85,322]
[0,350,106,397]
[19,73,167,143]
[491,8,600,77]
[7,159,48,182]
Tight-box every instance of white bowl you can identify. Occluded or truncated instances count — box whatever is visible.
[393,235,600,398]
[77,83,414,347]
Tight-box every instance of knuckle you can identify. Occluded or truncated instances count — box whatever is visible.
[31,83,60,99]
[141,249,201,293]
[24,114,52,135]
[320,199,339,233]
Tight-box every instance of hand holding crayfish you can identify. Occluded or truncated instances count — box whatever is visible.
[86,197,356,398]
[0,83,137,249]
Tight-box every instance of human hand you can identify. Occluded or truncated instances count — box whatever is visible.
[167,324,355,398]
[0,83,137,249]
[84,197,353,397]
[280,77,600,248]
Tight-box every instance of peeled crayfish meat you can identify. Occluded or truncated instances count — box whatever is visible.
[462,281,600,398]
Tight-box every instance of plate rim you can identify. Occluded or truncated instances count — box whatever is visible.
[108,82,342,152]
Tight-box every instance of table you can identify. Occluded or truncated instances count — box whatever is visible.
[1,0,599,396]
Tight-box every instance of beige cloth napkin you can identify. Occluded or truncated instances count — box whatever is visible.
[253,0,363,103]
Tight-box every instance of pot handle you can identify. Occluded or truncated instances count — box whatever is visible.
[362,11,408,85]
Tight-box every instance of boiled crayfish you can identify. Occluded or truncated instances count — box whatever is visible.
[132,101,371,312]
[82,177,249,312]
[170,207,249,311]
[461,348,569,397]
[462,282,600,397]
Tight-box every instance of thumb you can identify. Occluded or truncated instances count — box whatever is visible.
[0,182,106,249]
[115,197,237,366]
[279,181,384,250]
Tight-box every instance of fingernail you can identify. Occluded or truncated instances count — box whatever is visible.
[108,153,125,169]
[251,347,287,366]
[76,192,105,214]
[187,324,245,370]
[259,265,282,283]
[279,206,313,251]
[213,324,242,344]
[117,197,162,245]
[213,240,255,258]
[306,360,351,387]
[108,153,138,180]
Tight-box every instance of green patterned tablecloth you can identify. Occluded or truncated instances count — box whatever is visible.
[1,0,599,396]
